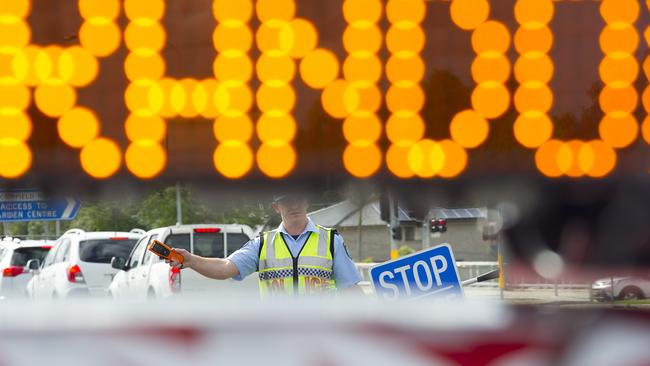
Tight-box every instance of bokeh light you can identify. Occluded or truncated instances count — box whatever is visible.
[125,114,166,142]
[408,139,445,178]
[125,140,166,179]
[321,80,359,119]
[214,141,254,179]
[80,138,122,179]
[213,115,254,143]
[599,113,639,148]
[300,48,339,89]
[0,139,31,178]
[387,113,425,144]
[58,107,100,148]
[0,111,31,141]
[344,143,382,178]
[450,110,489,148]
[471,82,510,119]
[257,143,296,178]
[514,113,553,148]
[343,113,382,144]
[437,140,468,178]
[34,83,76,117]
[450,0,490,30]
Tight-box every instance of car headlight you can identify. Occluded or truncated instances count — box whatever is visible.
[592,281,613,289]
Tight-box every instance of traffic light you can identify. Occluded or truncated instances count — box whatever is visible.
[391,225,402,240]
[431,218,447,233]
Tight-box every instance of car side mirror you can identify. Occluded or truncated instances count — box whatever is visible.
[26,259,40,273]
[111,256,127,271]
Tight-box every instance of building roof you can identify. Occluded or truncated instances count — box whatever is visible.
[308,200,413,228]
[308,200,486,228]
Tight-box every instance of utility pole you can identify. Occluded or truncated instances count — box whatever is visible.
[422,208,432,250]
[389,193,399,259]
[176,182,182,225]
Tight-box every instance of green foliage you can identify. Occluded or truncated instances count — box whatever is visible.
[70,201,143,232]
[135,186,214,229]
[397,245,416,257]
[361,256,375,263]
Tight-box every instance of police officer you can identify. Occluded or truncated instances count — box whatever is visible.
[168,194,363,296]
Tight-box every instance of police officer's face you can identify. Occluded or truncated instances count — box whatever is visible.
[273,196,308,221]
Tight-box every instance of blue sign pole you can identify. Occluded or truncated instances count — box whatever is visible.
[0,190,81,222]
[370,244,464,301]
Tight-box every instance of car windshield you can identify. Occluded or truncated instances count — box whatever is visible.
[79,239,138,263]
[10,247,51,267]
[165,232,226,258]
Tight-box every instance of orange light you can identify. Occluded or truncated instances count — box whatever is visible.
[450,110,489,149]
[386,84,424,113]
[125,141,166,179]
[599,113,639,148]
[514,113,553,148]
[514,83,553,114]
[34,83,76,117]
[125,114,166,142]
[386,112,425,144]
[386,23,425,55]
[600,0,639,25]
[0,111,31,141]
[343,113,382,144]
[472,54,510,84]
[213,115,254,143]
[79,138,122,179]
[256,0,295,22]
[535,140,563,178]
[213,141,254,179]
[0,139,31,178]
[212,0,253,23]
[471,21,510,56]
[386,55,424,85]
[471,82,510,119]
[408,139,445,178]
[344,0,382,25]
[321,80,359,119]
[257,113,297,144]
[256,143,296,178]
[58,107,100,148]
[343,143,382,178]
[450,0,490,31]
[438,140,468,178]
[299,49,339,89]
[386,143,415,178]
[213,54,253,83]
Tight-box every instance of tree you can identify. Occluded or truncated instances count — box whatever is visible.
[70,201,143,232]
[135,185,215,229]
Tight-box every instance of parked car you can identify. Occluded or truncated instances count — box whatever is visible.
[591,276,650,301]
[26,229,143,300]
[108,224,257,300]
[0,237,54,299]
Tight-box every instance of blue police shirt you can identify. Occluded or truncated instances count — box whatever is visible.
[228,218,362,289]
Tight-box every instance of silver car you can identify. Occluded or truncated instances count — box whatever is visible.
[591,276,650,301]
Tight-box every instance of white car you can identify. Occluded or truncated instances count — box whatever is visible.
[0,238,54,300]
[26,229,143,300]
[591,276,650,301]
[108,224,258,300]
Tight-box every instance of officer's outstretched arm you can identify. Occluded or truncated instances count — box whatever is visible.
[168,248,240,280]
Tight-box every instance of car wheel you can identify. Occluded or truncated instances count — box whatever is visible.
[619,286,644,300]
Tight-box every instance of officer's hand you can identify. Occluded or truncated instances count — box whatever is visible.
[167,248,192,269]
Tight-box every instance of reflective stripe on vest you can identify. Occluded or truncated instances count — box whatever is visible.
[258,225,335,297]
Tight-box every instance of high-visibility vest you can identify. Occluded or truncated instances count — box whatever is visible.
[258,226,336,297]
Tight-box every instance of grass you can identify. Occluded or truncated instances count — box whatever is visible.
[613,299,650,305]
